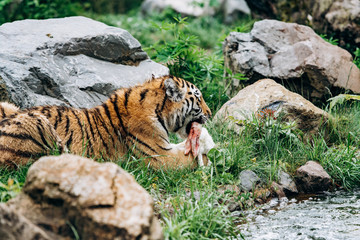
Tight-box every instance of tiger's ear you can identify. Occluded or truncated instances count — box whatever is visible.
[164,78,185,102]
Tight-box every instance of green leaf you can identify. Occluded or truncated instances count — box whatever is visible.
[328,94,360,110]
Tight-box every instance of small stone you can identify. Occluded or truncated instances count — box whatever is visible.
[271,182,286,198]
[269,198,279,208]
[278,170,298,195]
[279,201,287,209]
[238,170,261,192]
[295,161,332,193]
[255,215,265,221]
[227,201,241,212]
[261,205,271,211]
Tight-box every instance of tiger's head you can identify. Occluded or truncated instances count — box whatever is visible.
[162,76,211,139]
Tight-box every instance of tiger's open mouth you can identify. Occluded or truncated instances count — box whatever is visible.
[186,118,207,135]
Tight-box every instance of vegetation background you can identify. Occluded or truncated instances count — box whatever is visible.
[0,0,359,239]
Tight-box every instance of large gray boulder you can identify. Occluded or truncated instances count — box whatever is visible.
[3,154,163,240]
[223,19,360,103]
[0,16,169,109]
[244,0,360,49]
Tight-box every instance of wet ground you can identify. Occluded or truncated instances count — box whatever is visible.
[237,189,360,240]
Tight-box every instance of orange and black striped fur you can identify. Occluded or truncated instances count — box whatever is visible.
[0,76,212,169]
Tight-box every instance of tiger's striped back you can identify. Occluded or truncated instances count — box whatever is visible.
[31,105,127,158]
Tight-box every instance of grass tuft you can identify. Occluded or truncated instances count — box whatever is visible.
[0,164,29,202]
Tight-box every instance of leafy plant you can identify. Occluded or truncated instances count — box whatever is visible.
[328,94,360,111]
[320,34,339,46]
[353,47,360,69]
[148,16,246,112]
[0,0,84,24]
[207,110,306,185]
[326,100,360,146]
[0,0,12,11]
[0,178,22,202]
[321,145,360,189]
[231,112,301,153]
[162,193,240,239]
[0,165,29,202]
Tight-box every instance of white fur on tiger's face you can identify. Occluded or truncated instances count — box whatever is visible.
[0,76,214,170]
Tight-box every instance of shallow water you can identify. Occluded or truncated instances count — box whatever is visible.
[239,189,360,240]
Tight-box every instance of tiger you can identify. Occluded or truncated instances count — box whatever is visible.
[0,76,214,169]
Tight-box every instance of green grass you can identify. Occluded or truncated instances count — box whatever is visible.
[306,101,360,189]
[162,193,239,239]
[353,47,360,69]
[0,164,29,202]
